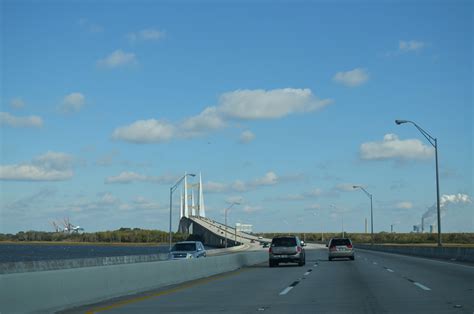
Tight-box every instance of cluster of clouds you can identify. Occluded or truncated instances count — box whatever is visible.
[0,112,43,128]
[1,92,86,129]
[112,88,333,143]
[360,133,434,161]
[0,151,74,181]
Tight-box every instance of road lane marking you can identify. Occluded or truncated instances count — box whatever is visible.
[304,271,311,276]
[373,261,378,265]
[279,287,294,295]
[313,264,318,267]
[386,268,394,272]
[356,248,474,270]
[84,267,252,313]
[280,280,300,296]
[414,282,431,291]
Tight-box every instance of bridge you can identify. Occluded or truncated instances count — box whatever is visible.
[175,173,271,247]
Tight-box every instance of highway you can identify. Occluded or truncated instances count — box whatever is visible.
[63,244,474,314]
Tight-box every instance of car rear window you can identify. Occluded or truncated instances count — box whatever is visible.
[172,243,196,251]
[330,239,351,246]
[272,237,297,247]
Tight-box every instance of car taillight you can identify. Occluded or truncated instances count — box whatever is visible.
[297,246,302,253]
[330,245,337,251]
[269,247,272,253]
[347,244,353,249]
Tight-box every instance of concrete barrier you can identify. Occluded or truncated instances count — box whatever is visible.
[0,251,267,313]
[355,244,474,262]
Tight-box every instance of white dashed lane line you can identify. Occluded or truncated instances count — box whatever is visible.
[279,287,293,295]
[414,282,431,291]
[383,267,394,273]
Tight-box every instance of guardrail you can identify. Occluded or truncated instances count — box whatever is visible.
[0,251,267,313]
[355,244,474,262]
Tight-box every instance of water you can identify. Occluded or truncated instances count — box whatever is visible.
[0,243,171,263]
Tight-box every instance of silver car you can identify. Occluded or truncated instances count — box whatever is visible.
[327,238,354,261]
[169,241,206,260]
[269,236,306,267]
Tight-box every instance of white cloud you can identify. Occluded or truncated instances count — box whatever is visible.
[10,97,25,109]
[0,112,43,128]
[399,40,425,53]
[98,50,137,68]
[0,151,74,181]
[181,107,227,136]
[333,68,369,87]
[334,183,360,192]
[253,171,278,186]
[105,171,177,184]
[239,130,255,144]
[360,133,434,160]
[59,92,85,113]
[128,28,165,42]
[112,119,176,143]
[395,201,413,209]
[112,88,332,144]
[218,88,332,120]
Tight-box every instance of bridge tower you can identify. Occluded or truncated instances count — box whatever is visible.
[180,172,206,219]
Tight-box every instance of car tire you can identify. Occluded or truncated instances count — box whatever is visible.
[350,256,355,260]
[269,260,275,268]
[298,258,304,266]
[328,257,332,261]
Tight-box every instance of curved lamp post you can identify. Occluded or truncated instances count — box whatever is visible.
[169,173,196,250]
[353,186,373,245]
[395,119,441,247]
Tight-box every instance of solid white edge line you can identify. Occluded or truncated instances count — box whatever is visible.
[414,282,431,291]
[279,287,294,295]
[356,248,474,270]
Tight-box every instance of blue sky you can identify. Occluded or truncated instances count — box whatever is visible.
[1,1,472,234]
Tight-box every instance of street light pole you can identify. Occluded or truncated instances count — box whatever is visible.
[353,186,374,245]
[396,119,442,247]
[224,202,240,248]
[169,173,196,251]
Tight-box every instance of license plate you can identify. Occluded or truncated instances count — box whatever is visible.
[279,255,288,258]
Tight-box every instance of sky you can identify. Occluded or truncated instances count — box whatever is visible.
[1,0,472,234]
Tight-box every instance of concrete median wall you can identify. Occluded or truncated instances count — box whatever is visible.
[0,251,267,314]
[356,244,474,262]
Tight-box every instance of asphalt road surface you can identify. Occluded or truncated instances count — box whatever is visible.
[64,245,474,314]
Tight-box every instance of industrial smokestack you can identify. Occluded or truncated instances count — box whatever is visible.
[421,217,424,233]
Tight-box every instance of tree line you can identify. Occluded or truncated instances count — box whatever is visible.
[260,232,474,244]
[0,228,189,244]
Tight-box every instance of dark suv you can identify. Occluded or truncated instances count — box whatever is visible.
[269,235,306,267]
